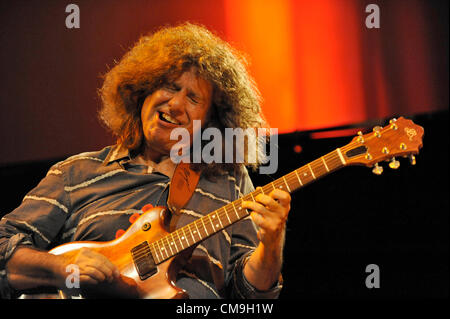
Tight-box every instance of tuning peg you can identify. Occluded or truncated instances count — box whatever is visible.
[372,163,383,175]
[357,131,364,143]
[373,126,382,138]
[409,155,416,165]
[389,118,398,130]
[388,157,400,169]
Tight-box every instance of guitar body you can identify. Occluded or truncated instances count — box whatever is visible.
[49,207,189,299]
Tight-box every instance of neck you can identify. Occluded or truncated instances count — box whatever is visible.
[137,148,177,178]
[140,146,167,164]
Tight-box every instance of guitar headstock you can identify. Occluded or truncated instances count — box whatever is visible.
[342,117,424,174]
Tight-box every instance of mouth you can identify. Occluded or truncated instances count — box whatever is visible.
[158,112,182,125]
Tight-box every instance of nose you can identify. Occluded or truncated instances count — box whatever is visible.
[167,89,187,115]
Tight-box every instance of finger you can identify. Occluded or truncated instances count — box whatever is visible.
[83,249,120,280]
[250,212,271,230]
[90,262,114,282]
[81,266,106,283]
[79,274,99,286]
[269,189,291,206]
[254,194,280,211]
[242,200,270,216]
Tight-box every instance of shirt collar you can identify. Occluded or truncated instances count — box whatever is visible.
[103,144,132,165]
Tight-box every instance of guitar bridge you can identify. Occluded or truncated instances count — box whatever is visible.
[131,241,157,280]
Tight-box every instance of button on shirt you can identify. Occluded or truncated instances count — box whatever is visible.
[0,145,282,298]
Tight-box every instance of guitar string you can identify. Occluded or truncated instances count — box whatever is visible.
[136,125,404,261]
[150,160,345,262]
[147,134,394,262]
[149,150,349,261]
[149,154,345,262]
[141,124,405,262]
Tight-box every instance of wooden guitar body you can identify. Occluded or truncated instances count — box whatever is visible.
[49,207,189,299]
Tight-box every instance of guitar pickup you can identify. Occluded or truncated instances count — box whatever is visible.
[131,241,157,280]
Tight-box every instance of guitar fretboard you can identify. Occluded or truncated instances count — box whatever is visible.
[141,148,346,264]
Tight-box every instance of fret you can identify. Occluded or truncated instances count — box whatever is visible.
[271,182,276,191]
[208,214,216,232]
[170,232,180,253]
[155,240,164,260]
[282,176,291,192]
[216,211,224,229]
[166,235,174,255]
[321,156,330,172]
[313,159,325,176]
[159,240,168,259]
[200,216,209,236]
[261,184,271,195]
[295,170,303,186]
[186,223,198,247]
[188,224,196,244]
[181,227,189,246]
[321,153,336,172]
[223,206,232,224]
[213,213,221,230]
[231,202,240,219]
[193,220,202,241]
[336,148,346,165]
[325,154,336,171]
[176,230,185,250]
[308,163,316,179]
[152,241,162,263]
[236,199,246,217]
[288,171,300,190]
[160,237,170,259]
[300,168,309,179]
[273,180,282,191]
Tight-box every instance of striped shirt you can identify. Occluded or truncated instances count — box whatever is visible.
[0,144,282,299]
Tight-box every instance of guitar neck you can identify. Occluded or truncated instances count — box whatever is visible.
[148,148,347,264]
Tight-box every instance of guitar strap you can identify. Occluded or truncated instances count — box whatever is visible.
[167,162,202,232]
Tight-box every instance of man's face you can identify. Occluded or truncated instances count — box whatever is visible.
[141,67,213,160]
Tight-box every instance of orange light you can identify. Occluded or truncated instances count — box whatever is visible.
[293,144,302,153]
[224,0,297,133]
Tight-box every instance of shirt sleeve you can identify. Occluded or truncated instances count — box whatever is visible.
[0,163,71,298]
[226,166,283,299]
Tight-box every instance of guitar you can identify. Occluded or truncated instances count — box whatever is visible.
[45,117,423,298]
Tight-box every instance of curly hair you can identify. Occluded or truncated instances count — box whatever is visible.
[98,22,269,175]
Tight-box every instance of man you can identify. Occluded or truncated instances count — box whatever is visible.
[0,23,290,299]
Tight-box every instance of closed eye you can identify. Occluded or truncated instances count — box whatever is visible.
[188,94,200,104]
[162,83,201,104]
